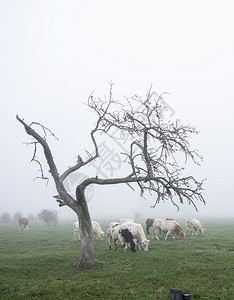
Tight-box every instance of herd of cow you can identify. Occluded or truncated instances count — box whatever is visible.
[73,217,205,253]
[18,217,205,253]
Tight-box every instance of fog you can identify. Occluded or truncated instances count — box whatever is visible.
[1,1,233,222]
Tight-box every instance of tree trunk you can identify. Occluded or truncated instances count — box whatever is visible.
[74,185,97,268]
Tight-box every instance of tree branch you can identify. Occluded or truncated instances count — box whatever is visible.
[16,115,75,208]
[85,86,205,210]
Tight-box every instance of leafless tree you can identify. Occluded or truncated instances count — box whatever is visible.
[38,209,58,225]
[17,84,205,268]
[0,212,12,223]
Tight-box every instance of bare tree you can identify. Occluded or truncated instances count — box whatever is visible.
[17,84,205,268]
[0,212,12,223]
[38,209,58,225]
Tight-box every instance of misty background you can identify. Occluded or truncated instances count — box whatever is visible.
[1,1,233,222]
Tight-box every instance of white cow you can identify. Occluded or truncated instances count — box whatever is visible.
[122,222,150,251]
[73,220,104,241]
[18,218,30,230]
[152,219,185,240]
[185,218,205,236]
[106,222,120,250]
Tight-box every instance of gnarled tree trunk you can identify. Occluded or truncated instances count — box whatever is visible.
[74,185,96,268]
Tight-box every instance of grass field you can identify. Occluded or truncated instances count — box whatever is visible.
[0,219,233,299]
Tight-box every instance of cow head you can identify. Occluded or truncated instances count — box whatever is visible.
[141,239,150,251]
[200,228,205,235]
[180,231,185,239]
[99,232,105,240]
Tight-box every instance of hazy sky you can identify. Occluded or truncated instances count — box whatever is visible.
[1,1,233,221]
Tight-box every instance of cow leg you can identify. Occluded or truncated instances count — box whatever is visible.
[138,241,142,251]
[165,231,170,240]
[146,224,149,235]
[107,236,112,250]
[152,227,155,240]
[156,228,160,240]
[122,243,128,252]
[119,235,127,251]
[114,238,118,251]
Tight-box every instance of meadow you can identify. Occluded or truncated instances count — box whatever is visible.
[0,219,233,299]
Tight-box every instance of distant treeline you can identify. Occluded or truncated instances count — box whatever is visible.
[0,209,59,225]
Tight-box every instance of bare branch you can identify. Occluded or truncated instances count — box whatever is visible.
[86,86,205,209]
[32,159,49,184]
[16,115,75,209]
[28,121,59,141]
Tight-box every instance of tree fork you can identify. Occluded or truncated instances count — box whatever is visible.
[16,115,97,269]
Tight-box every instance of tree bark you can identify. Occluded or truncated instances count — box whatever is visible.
[74,185,96,268]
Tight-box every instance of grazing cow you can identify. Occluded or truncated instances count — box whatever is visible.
[152,219,185,240]
[119,228,136,252]
[146,218,175,235]
[106,222,136,252]
[122,222,150,251]
[73,220,104,241]
[18,218,30,230]
[185,218,205,236]
[106,222,120,250]
[163,219,176,237]
[118,218,135,224]
[92,221,105,240]
[146,218,154,234]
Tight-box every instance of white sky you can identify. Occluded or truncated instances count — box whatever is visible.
[1,1,234,221]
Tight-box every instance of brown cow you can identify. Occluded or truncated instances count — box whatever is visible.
[152,219,185,240]
[18,218,30,230]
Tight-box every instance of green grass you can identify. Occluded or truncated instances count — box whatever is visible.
[0,219,233,299]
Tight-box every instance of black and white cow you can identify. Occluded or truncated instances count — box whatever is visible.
[106,222,136,252]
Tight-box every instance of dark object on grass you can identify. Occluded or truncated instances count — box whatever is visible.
[146,218,154,234]
[169,288,192,300]
[182,293,192,300]
[213,242,221,251]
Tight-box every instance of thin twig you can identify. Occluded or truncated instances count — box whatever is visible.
[213,242,221,251]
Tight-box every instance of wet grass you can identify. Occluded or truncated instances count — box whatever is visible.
[0,219,233,299]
